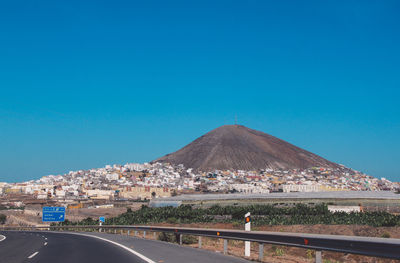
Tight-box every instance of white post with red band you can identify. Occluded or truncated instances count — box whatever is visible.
[245,212,251,257]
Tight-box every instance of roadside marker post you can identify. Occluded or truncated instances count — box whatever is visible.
[244,212,251,257]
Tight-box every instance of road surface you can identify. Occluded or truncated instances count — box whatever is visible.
[0,231,250,263]
[0,231,148,263]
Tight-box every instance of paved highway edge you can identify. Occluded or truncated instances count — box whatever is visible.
[55,231,156,263]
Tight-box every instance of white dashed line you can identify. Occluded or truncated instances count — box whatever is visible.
[28,251,39,259]
[44,242,48,246]
[0,235,6,242]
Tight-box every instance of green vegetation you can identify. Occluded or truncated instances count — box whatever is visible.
[272,245,285,256]
[306,249,314,259]
[0,205,24,210]
[0,214,6,224]
[158,232,197,244]
[323,260,341,263]
[59,204,400,227]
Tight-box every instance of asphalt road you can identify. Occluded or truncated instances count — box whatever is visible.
[0,231,148,263]
[85,232,250,263]
[0,231,250,263]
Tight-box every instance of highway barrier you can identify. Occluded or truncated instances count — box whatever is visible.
[2,225,400,262]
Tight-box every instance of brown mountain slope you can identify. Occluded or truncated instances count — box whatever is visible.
[154,125,340,171]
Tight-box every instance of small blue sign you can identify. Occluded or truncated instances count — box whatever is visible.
[99,217,105,223]
[42,207,66,222]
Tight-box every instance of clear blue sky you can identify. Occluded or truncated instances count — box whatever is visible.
[0,0,399,183]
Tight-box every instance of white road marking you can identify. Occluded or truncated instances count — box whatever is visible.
[0,235,6,242]
[63,232,156,263]
[28,251,39,258]
[44,242,48,246]
[45,238,47,240]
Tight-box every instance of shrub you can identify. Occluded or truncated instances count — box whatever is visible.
[157,232,196,244]
[274,246,285,256]
[182,235,197,244]
[0,214,6,224]
[306,249,314,259]
[158,232,176,242]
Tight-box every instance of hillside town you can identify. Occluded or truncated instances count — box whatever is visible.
[1,162,398,209]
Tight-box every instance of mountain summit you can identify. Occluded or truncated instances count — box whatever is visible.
[154,125,340,171]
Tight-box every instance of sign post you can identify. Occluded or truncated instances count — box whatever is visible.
[244,212,251,257]
[42,207,66,222]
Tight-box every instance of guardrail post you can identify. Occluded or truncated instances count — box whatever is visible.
[179,234,182,245]
[223,239,228,255]
[128,230,130,236]
[143,231,146,238]
[153,232,156,239]
[135,230,138,236]
[315,250,322,263]
[114,229,117,234]
[198,236,202,248]
[258,243,264,261]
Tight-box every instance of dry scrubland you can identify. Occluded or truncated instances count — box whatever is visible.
[2,204,143,226]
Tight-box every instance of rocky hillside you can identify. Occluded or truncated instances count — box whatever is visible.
[154,125,340,171]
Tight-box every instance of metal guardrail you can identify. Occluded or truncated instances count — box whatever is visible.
[2,225,400,261]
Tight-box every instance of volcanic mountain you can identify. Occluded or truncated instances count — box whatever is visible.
[154,125,340,171]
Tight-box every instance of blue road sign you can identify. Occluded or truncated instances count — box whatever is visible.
[99,217,105,223]
[42,207,66,222]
